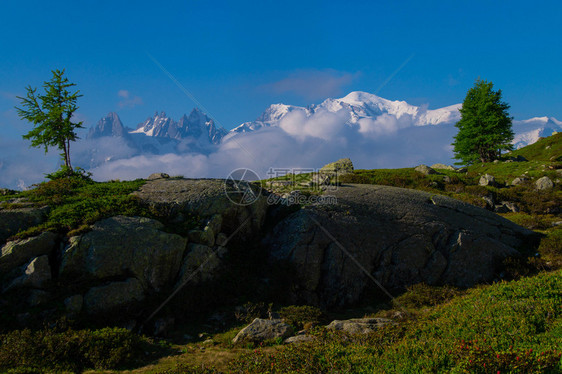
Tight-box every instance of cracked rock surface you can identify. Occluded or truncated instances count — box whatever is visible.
[266,184,537,307]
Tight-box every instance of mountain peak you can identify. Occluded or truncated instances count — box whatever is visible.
[87,112,127,139]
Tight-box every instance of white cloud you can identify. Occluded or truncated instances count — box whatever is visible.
[117,90,143,109]
[0,108,460,190]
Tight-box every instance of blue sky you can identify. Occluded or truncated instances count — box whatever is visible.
[1,0,561,139]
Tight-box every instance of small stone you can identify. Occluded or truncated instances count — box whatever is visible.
[284,335,315,344]
[479,174,496,186]
[431,163,456,171]
[326,318,393,334]
[511,177,528,186]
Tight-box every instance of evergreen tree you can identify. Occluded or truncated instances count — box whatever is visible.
[16,69,83,172]
[452,79,514,164]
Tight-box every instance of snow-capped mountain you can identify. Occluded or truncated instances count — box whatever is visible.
[82,91,560,174]
[512,117,562,149]
[226,91,559,149]
[88,112,130,139]
[227,91,462,141]
[129,108,226,144]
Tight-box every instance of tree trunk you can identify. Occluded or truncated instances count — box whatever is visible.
[66,139,73,172]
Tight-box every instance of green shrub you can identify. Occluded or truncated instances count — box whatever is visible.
[229,271,562,373]
[393,283,464,309]
[234,302,272,324]
[0,327,148,372]
[279,305,324,330]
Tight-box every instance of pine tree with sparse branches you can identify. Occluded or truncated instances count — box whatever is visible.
[16,69,83,173]
[452,79,514,164]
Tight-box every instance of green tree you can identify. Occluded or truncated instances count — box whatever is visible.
[16,69,84,173]
[452,79,514,164]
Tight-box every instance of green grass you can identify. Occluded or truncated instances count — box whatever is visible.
[509,132,562,162]
[1,177,149,240]
[226,270,562,373]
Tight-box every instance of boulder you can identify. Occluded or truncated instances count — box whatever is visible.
[0,207,49,244]
[266,184,536,307]
[284,335,315,344]
[83,278,145,314]
[232,318,294,344]
[59,216,186,291]
[511,177,529,186]
[3,255,51,292]
[131,178,268,241]
[147,172,170,180]
[479,174,497,186]
[326,318,393,334]
[535,176,554,190]
[0,231,57,274]
[320,158,354,176]
[431,163,456,171]
[414,164,437,175]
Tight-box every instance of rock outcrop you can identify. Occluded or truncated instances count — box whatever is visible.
[319,158,354,176]
[266,184,536,307]
[59,216,186,291]
[414,164,437,175]
[0,231,57,274]
[131,178,268,241]
[232,318,294,344]
[0,207,49,244]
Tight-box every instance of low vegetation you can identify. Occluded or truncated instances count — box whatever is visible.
[0,176,148,239]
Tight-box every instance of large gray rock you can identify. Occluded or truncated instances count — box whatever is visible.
[0,207,49,244]
[535,176,554,190]
[131,178,268,241]
[59,216,186,291]
[3,255,52,292]
[266,184,536,307]
[414,164,437,175]
[0,232,57,275]
[326,318,393,334]
[232,318,294,344]
[83,278,145,314]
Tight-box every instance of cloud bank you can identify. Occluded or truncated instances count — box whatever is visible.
[0,107,459,189]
